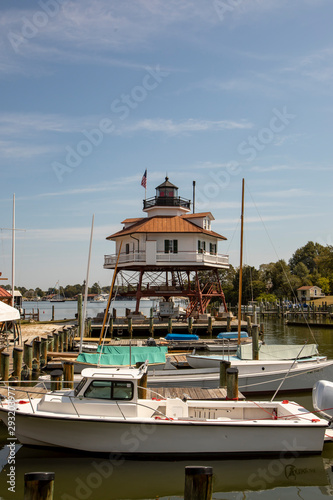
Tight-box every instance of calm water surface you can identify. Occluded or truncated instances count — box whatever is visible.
[1,316,333,499]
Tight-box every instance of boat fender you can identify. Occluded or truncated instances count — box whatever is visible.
[282,400,289,404]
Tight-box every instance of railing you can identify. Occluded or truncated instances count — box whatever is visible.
[143,196,191,210]
[104,251,229,267]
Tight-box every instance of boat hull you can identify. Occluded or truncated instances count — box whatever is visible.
[147,359,333,394]
[0,408,326,457]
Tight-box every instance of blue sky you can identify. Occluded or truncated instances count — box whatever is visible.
[0,0,332,290]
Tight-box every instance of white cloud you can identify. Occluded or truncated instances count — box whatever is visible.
[123,118,253,134]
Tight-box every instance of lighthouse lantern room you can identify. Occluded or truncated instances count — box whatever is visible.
[104,177,229,317]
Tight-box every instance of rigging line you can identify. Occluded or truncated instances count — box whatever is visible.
[245,185,317,344]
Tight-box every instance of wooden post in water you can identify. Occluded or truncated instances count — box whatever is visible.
[50,370,63,391]
[207,316,213,337]
[188,316,193,334]
[53,333,59,353]
[51,305,55,321]
[62,329,68,352]
[47,335,54,354]
[23,343,33,380]
[136,362,148,399]
[58,330,63,353]
[109,318,114,339]
[226,367,239,400]
[0,352,10,382]
[40,338,48,367]
[12,347,23,381]
[226,315,231,331]
[77,294,82,341]
[63,361,74,389]
[252,325,260,361]
[168,317,173,334]
[128,317,133,338]
[246,315,252,334]
[24,472,55,500]
[219,360,231,387]
[149,316,154,337]
[33,339,41,369]
[184,466,213,500]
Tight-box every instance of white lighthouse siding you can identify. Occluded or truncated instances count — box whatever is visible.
[105,232,228,269]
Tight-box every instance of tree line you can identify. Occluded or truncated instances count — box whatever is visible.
[3,241,333,304]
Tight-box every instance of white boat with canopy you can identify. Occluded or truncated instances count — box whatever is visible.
[0,363,329,457]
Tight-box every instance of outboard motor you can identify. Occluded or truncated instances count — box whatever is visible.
[313,380,333,421]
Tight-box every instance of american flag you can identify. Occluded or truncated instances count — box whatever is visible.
[141,169,147,188]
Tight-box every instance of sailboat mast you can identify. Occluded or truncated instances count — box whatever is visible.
[237,179,245,344]
[79,214,95,354]
[11,194,15,308]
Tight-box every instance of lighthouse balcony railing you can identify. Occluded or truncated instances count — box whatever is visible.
[104,251,229,267]
[143,196,191,210]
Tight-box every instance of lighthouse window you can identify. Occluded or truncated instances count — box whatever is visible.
[164,239,178,253]
[209,243,217,254]
[198,240,206,253]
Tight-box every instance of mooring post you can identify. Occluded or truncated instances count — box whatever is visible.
[252,325,260,360]
[149,316,154,337]
[63,361,74,389]
[50,369,63,391]
[128,317,133,338]
[24,472,55,500]
[51,305,55,321]
[226,315,231,331]
[53,333,59,353]
[188,316,193,334]
[226,367,239,400]
[136,362,148,399]
[59,330,64,352]
[12,346,23,381]
[0,351,10,382]
[62,329,68,352]
[184,466,213,500]
[40,338,48,367]
[219,360,231,387]
[168,317,173,334]
[47,335,54,354]
[207,316,213,337]
[23,343,33,380]
[33,339,41,369]
[109,318,114,339]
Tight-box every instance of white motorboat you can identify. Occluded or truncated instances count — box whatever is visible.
[0,363,328,457]
[147,344,333,394]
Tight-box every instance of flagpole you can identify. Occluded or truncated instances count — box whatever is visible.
[145,169,147,200]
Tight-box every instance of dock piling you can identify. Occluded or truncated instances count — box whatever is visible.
[226,367,239,400]
[50,369,63,391]
[184,466,213,500]
[12,346,23,381]
[252,325,260,361]
[0,351,10,382]
[219,360,231,387]
[24,472,55,500]
[63,361,74,389]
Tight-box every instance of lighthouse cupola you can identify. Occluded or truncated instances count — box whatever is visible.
[143,177,191,217]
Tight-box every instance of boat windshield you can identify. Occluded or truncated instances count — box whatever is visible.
[74,377,87,397]
[83,380,134,400]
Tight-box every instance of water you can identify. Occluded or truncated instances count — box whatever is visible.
[1,317,333,499]
[21,299,156,322]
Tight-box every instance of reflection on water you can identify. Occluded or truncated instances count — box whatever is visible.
[0,421,333,500]
[1,317,333,499]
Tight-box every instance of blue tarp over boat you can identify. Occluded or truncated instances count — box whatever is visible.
[164,333,199,341]
[217,331,248,340]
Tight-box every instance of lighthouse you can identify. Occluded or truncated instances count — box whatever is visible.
[104,177,229,317]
